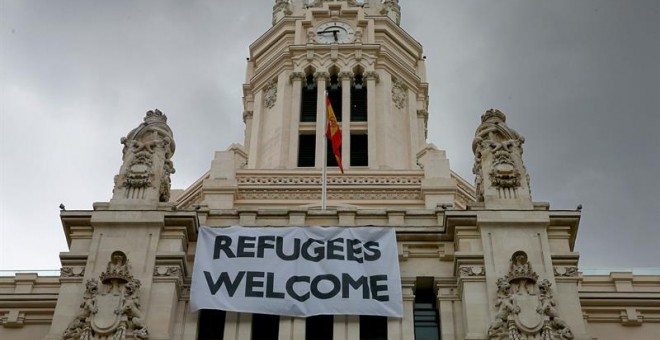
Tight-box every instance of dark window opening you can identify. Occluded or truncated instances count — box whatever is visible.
[305,315,333,340]
[359,315,387,340]
[301,75,317,122]
[327,74,342,122]
[350,134,368,166]
[298,134,316,167]
[251,313,280,340]
[198,309,226,340]
[351,74,367,121]
[414,279,441,340]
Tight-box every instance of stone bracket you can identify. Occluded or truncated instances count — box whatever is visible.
[1,309,25,328]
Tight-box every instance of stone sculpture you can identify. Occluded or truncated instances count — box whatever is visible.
[62,251,149,340]
[112,109,175,205]
[488,251,573,340]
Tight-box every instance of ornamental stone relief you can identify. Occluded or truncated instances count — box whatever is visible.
[391,78,407,109]
[459,266,486,277]
[488,251,573,340]
[553,267,578,278]
[62,251,149,340]
[263,79,278,109]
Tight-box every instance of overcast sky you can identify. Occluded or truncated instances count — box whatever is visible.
[1,0,659,271]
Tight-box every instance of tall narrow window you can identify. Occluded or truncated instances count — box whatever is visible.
[350,134,368,166]
[327,74,342,121]
[306,315,333,340]
[414,278,441,340]
[351,74,367,121]
[359,315,387,340]
[198,309,226,340]
[298,134,316,167]
[301,75,317,122]
[251,313,280,340]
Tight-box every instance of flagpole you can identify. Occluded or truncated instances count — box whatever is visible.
[321,91,328,210]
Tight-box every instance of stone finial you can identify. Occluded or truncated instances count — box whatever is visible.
[273,0,293,25]
[472,109,531,209]
[380,0,401,25]
[111,109,176,207]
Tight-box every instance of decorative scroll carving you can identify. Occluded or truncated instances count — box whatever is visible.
[263,79,278,109]
[392,78,407,109]
[63,251,149,340]
[459,266,486,277]
[113,109,176,203]
[380,0,401,25]
[61,267,85,277]
[153,266,180,277]
[487,251,573,340]
[472,109,528,202]
[553,266,579,277]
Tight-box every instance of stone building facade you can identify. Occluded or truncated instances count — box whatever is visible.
[1,1,659,340]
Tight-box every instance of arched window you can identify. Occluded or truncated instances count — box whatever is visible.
[351,73,367,121]
[327,73,342,121]
[300,74,317,122]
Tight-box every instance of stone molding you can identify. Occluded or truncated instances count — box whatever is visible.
[237,188,422,201]
[237,174,423,186]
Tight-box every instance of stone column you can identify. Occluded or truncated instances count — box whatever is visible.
[364,71,379,169]
[339,71,353,169]
[333,315,359,340]
[314,71,329,168]
[223,312,252,340]
[279,316,306,340]
[387,277,415,340]
[289,72,306,168]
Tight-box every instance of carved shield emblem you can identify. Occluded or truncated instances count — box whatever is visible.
[90,294,124,336]
[513,293,543,333]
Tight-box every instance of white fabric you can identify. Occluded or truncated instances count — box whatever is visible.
[190,226,403,317]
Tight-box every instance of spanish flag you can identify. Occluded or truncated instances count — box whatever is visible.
[326,95,344,173]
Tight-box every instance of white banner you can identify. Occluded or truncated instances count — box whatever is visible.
[190,226,403,317]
